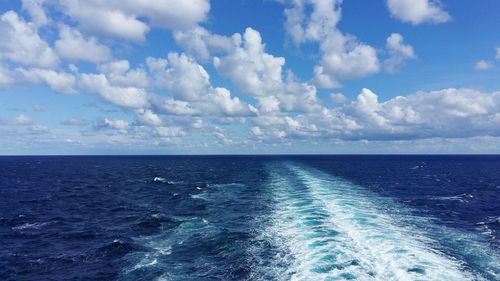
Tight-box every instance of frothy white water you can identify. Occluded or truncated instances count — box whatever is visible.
[259,163,490,281]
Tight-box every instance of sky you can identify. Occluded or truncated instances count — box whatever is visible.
[0,0,499,155]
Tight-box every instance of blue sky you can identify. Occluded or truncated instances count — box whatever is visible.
[0,0,499,154]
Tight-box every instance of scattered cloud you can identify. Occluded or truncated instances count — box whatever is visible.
[30,124,49,133]
[61,118,90,126]
[384,33,416,73]
[281,0,381,88]
[0,0,497,153]
[55,25,112,63]
[251,88,500,141]
[95,118,130,133]
[475,60,492,71]
[14,114,33,125]
[55,0,210,41]
[387,0,451,25]
[18,68,77,94]
[79,73,150,109]
[21,0,49,27]
[0,11,59,68]
[214,28,321,113]
[173,27,239,60]
[330,93,347,104]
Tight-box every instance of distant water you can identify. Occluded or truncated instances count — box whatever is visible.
[0,155,499,280]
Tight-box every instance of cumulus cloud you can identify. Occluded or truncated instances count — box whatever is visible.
[97,60,149,88]
[281,0,380,88]
[315,31,380,85]
[475,60,492,71]
[56,0,210,41]
[55,25,112,63]
[0,63,14,86]
[283,0,342,45]
[21,0,49,27]
[214,28,321,113]
[384,33,416,73]
[253,88,500,141]
[330,93,347,104]
[0,11,59,68]
[136,109,163,126]
[14,114,33,125]
[387,0,450,25]
[214,28,285,97]
[18,68,77,94]
[155,126,185,138]
[173,27,240,60]
[79,73,150,109]
[147,53,211,101]
[146,52,256,116]
[96,118,130,133]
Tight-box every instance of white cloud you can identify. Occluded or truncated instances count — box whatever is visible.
[283,0,342,45]
[496,47,500,60]
[30,124,49,133]
[251,88,500,141]
[0,11,59,68]
[316,31,380,84]
[214,28,285,97]
[55,25,112,63]
[173,27,240,60]
[475,60,492,71]
[384,33,416,73]
[146,52,256,117]
[281,1,380,88]
[214,28,322,113]
[18,68,77,94]
[0,63,14,86]
[209,87,254,116]
[21,0,49,27]
[153,97,198,116]
[14,114,33,125]
[387,0,450,25]
[147,53,210,101]
[251,126,263,137]
[330,93,347,103]
[61,118,89,126]
[97,60,149,88]
[136,109,162,126]
[57,0,210,41]
[79,73,149,109]
[155,126,185,138]
[98,118,130,133]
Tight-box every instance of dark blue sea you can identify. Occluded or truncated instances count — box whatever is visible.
[1,155,499,280]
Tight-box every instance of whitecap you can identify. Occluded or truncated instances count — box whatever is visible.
[12,222,50,230]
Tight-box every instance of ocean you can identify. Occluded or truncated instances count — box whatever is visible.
[0,155,499,280]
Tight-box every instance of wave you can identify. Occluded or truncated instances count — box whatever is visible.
[152,177,175,185]
[12,222,51,231]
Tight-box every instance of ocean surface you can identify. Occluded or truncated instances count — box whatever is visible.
[0,155,499,281]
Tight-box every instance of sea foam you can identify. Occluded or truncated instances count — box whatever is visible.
[255,163,496,280]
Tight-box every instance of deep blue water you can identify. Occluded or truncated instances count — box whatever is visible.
[0,155,499,280]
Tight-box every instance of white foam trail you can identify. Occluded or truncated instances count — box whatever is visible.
[260,163,489,281]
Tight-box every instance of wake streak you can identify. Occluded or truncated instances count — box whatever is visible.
[258,163,493,281]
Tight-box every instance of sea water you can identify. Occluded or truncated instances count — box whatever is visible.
[0,155,498,280]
